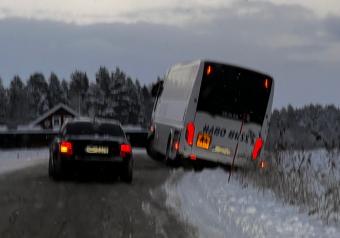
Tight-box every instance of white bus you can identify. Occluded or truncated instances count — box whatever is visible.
[147,59,274,167]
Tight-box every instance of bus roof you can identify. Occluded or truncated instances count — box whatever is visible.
[170,59,274,81]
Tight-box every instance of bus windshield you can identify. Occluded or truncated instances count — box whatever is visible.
[196,62,272,125]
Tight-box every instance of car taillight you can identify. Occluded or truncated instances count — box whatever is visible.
[60,141,73,156]
[185,122,195,146]
[120,144,132,158]
[252,137,264,160]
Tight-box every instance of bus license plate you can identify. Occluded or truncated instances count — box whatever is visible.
[196,133,211,150]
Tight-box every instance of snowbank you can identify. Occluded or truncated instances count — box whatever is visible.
[0,148,48,174]
[165,168,340,238]
[132,148,147,154]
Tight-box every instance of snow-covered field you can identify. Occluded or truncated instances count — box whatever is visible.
[165,168,340,238]
[164,150,340,238]
[0,148,49,174]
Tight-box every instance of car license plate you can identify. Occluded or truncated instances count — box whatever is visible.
[85,145,109,154]
[196,133,211,150]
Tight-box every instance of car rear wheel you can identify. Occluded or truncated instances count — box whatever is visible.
[52,156,64,181]
[48,153,54,178]
[121,160,133,183]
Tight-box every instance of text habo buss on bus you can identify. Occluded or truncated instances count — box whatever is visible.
[147,59,275,167]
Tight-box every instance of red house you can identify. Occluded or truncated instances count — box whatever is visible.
[29,103,79,130]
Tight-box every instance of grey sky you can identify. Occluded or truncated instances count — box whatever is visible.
[0,0,340,108]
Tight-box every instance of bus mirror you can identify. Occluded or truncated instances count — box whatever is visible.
[151,80,164,98]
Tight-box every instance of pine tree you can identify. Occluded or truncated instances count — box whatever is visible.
[0,78,8,125]
[141,85,153,127]
[48,73,63,108]
[111,68,129,123]
[60,79,69,105]
[69,71,89,115]
[96,67,111,95]
[26,73,49,118]
[8,76,29,126]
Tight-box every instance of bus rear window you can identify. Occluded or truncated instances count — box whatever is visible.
[196,63,272,125]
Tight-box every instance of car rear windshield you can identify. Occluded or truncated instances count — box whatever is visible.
[196,62,272,125]
[63,122,125,137]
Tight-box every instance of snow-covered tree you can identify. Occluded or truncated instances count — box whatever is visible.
[2,67,154,128]
[0,78,8,124]
[69,71,89,115]
[60,79,69,105]
[47,73,63,107]
[26,73,49,118]
[8,76,29,125]
[96,67,111,95]
[140,85,153,127]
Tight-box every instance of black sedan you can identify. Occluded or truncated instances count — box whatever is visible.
[49,118,133,182]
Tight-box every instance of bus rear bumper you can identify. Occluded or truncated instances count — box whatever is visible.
[179,152,249,168]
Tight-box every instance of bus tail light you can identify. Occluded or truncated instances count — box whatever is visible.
[189,154,197,160]
[185,122,195,146]
[264,79,270,89]
[173,140,180,151]
[206,65,213,76]
[60,141,73,156]
[120,144,132,158]
[259,160,267,169]
[252,137,263,160]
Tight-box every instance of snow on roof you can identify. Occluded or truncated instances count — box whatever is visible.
[29,103,79,127]
[69,117,121,125]
[122,125,144,131]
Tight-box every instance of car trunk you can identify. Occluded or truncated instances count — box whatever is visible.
[67,136,123,159]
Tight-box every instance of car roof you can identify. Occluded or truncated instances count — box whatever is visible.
[70,117,120,124]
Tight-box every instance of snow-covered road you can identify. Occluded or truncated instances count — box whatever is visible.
[165,168,340,238]
[0,148,147,175]
[2,148,340,237]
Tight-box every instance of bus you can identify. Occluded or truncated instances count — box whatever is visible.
[147,59,275,167]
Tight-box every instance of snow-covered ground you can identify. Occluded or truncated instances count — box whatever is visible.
[164,159,340,238]
[0,148,49,175]
[132,148,147,154]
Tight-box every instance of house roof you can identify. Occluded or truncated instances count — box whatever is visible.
[29,103,79,127]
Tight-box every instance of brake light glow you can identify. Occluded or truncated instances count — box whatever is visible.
[206,65,213,76]
[185,122,195,146]
[252,137,264,160]
[259,160,267,169]
[60,141,73,156]
[120,144,132,158]
[173,141,180,151]
[264,79,270,89]
[189,154,197,160]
